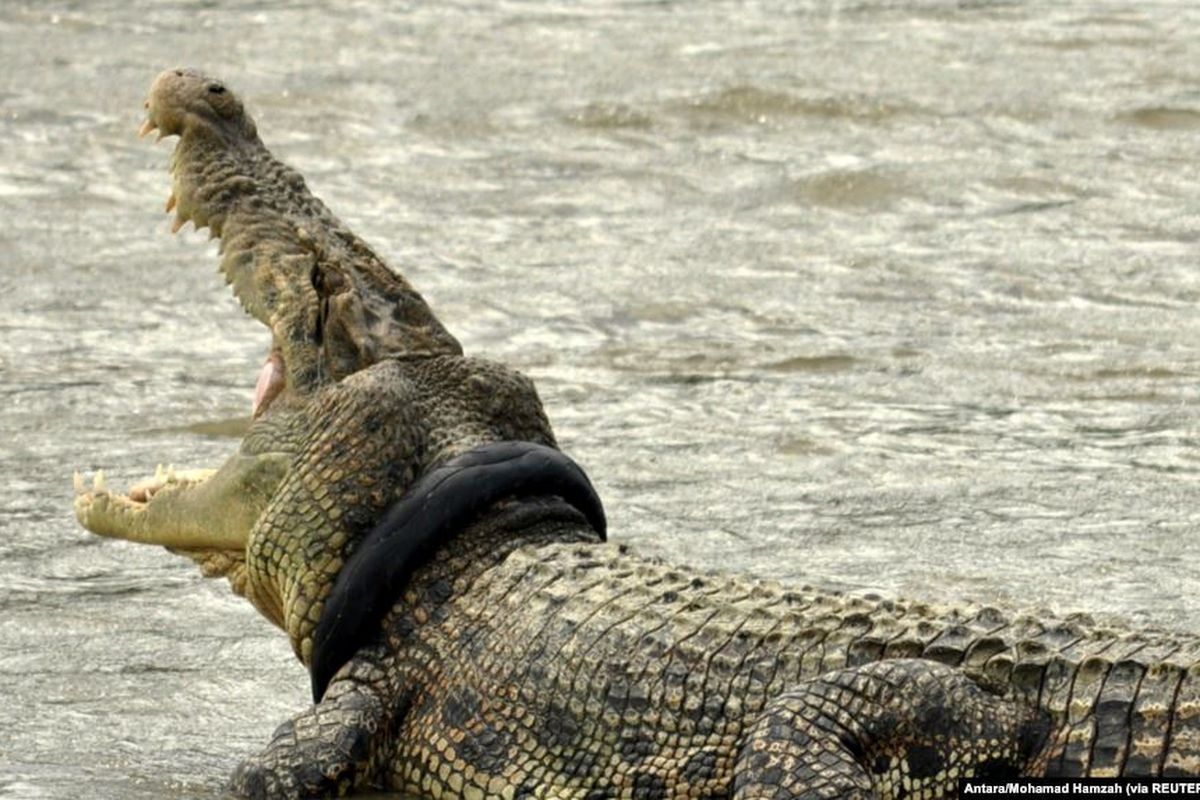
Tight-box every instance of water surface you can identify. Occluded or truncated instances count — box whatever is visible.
[3,1,1200,796]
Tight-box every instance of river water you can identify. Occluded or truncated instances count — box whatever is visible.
[3,1,1200,797]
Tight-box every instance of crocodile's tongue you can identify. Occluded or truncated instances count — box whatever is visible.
[253,351,285,418]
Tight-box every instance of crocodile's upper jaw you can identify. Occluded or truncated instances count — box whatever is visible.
[73,69,302,561]
[139,68,461,379]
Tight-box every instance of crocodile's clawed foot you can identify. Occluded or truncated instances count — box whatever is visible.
[226,680,385,800]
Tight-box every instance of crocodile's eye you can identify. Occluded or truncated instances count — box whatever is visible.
[208,84,226,95]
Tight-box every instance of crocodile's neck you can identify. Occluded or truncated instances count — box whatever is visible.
[381,496,603,645]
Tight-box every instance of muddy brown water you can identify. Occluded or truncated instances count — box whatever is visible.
[3,1,1200,796]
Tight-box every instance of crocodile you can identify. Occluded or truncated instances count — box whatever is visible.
[73,68,1200,799]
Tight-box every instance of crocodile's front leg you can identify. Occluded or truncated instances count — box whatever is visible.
[228,646,400,800]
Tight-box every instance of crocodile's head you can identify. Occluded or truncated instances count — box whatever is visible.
[74,69,461,606]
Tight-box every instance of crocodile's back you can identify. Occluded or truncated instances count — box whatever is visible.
[385,542,1200,797]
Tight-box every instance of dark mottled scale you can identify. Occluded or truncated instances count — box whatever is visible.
[752,598,816,696]
[1001,650,1052,708]
[732,660,1037,800]
[1082,632,1148,669]
[552,569,646,691]
[672,593,757,731]
[817,605,869,676]
[1035,619,1090,657]
[924,622,980,666]
[694,600,781,721]
[450,549,564,655]
[710,604,796,724]
[1035,654,1078,775]
[1088,657,1148,776]
[1061,637,1149,774]
[575,589,682,714]
[1015,620,1096,764]
[818,607,875,673]
[886,617,945,661]
[845,607,900,666]
[962,636,1011,681]
[930,606,1010,674]
[969,613,1031,684]
[1054,655,1110,776]
[793,623,832,682]
[466,550,615,685]
[640,583,736,712]
[1124,648,1185,775]
[1164,663,1200,775]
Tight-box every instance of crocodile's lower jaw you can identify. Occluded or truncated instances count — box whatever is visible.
[73,466,216,545]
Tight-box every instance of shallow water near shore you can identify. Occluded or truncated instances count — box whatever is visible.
[3,0,1200,796]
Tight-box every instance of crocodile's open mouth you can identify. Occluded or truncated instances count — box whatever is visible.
[75,270,285,523]
[73,97,284,533]
[74,346,283,526]
[73,465,218,540]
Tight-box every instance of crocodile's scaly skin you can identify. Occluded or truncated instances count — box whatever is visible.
[73,69,1200,799]
[235,518,1200,798]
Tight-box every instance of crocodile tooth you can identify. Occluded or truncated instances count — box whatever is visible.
[167,464,177,482]
[73,471,84,494]
[155,463,166,482]
[94,470,107,492]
